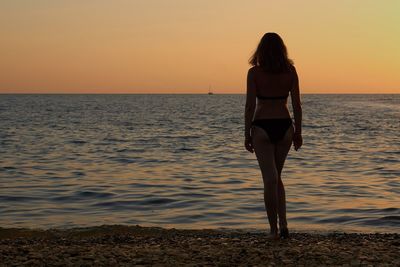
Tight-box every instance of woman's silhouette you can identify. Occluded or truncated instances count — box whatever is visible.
[244,32,303,240]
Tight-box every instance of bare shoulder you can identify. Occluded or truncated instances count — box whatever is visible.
[248,66,258,74]
[248,66,260,78]
[289,64,298,79]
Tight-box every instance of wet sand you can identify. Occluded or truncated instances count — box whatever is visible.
[0,225,399,266]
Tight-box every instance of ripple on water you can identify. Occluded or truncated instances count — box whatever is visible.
[0,94,399,232]
[68,140,87,144]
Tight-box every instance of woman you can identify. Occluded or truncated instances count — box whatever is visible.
[244,32,303,240]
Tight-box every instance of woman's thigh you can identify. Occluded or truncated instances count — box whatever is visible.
[252,126,277,181]
[275,124,294,175]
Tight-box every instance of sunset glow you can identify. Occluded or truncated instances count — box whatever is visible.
[1,0,399,94]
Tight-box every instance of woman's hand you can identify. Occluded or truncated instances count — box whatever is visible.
[293,132,303,151]
[245,137,254,153]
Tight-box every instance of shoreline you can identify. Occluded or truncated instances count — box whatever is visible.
[1,225,399,266]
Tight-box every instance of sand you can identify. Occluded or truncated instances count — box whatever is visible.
[0,225,399,266]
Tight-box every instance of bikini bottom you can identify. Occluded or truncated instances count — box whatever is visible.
[252,118,293,144]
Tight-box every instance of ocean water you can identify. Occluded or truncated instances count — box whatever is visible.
[0,94,399,233]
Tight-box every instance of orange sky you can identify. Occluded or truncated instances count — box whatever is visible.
[0,1,399,94]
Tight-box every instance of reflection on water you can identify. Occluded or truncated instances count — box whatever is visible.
[0,94,399,232]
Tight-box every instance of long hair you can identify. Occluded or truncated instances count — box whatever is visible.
[249,32,293,73]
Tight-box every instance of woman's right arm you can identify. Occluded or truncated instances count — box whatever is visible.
[290,66,303,151]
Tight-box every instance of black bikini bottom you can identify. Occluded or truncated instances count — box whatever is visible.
[252,118,293,144]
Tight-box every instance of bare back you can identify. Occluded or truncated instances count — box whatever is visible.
[252,66,294,120]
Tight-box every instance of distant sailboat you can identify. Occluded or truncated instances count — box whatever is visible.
[208,85,214,95]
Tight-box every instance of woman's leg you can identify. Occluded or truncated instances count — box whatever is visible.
[252,126,279,236]
[274,125,294,229]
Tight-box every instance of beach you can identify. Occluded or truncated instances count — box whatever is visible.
[2,0,400,266]
[1,95,399,266]
[0,225,398,266]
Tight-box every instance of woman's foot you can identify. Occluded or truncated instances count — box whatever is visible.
[268,233,280,240]
[267,229,280,241]
[280,227,289,239]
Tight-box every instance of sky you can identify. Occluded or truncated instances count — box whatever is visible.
[1,0,399,94]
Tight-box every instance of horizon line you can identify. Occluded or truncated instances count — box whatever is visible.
[0,92,399,95]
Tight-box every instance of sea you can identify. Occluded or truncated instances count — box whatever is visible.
[0,94,399,233]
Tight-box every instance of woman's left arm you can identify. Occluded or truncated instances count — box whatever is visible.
[244,68,257,152]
